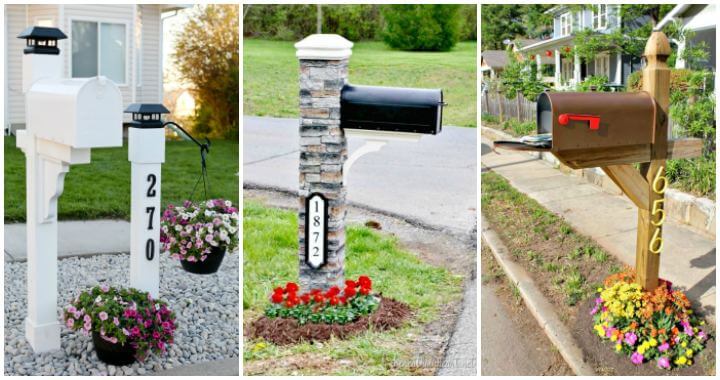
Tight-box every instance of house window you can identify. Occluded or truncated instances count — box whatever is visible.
[559,12,573,37]
[562,59,573,83]
[595,54,610,78]
[593,5,608,30]
[71,20,126,84]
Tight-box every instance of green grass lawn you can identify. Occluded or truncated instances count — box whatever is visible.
[244,39,477,127]
[243,201,462,375]
[4,136,239,222]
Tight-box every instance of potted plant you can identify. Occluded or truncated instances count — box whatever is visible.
[160,199,238,274]
[63,285,177,366]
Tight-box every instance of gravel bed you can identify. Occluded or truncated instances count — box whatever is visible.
[4,253,239,376]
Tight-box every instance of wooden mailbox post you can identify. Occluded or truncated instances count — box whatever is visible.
[494,32,703,291]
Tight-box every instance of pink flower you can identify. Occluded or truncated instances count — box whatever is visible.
[100,284,109,293]
[130,326,141,336]
[624,332,638,346]
[657,357,670,369]
[84,321,91,331]
[631,352,644,365]
[113,317,120,326]
[658,342,669,352]
[122,328,130,336]
[98,312,108,321]
[187,256,197,262]
[84,314,92,323]
[66,318,75,328]
[67,306,77,314]
[73,310,82,319]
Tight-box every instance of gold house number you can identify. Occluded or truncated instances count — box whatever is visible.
[649,166,667,254]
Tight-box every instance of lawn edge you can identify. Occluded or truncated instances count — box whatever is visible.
[481,213,596,376]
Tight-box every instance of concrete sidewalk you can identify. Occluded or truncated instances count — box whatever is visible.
[4,220,129,262]
[243,116,477,236]
[481,138,716,319]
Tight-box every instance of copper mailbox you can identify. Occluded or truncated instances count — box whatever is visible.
[537,91,661,169]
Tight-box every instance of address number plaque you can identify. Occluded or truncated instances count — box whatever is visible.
[305,193,328,269]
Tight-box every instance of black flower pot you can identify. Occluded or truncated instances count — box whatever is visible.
[92,331,136,366]
[180,246,226,274]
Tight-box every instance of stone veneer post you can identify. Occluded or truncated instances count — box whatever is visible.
[295,34,353,291]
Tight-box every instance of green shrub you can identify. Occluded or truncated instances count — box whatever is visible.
[458,5,477,41]
[576,75,611,92]
[243,4,382,41]
[501,119,535,136]
[481,113,499,124]
[380,4,461,51]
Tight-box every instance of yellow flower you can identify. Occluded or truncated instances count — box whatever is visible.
[638,346,646,355]
[681,341,688,348]
[615,344,622,352]
[676,356,687,365]
[700,321,705,326]
[688,360,693,366]
[649,338,658,347]
[252,342,267,352]
[686,349,693,358]
[610,334,617,342]
[597,287,603,293]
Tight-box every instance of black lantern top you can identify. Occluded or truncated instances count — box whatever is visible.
[17,26,67,55]
[124,103,170,128]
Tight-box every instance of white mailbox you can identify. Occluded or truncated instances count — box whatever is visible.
[26,77,122,148]
[16,26,123,353]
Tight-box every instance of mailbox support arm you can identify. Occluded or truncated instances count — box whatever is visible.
[344,139,386,176]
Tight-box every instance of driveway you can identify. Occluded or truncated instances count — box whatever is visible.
[243,116,477,235]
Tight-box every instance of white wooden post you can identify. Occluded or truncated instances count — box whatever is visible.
[535,53,542,80]
[126,105,168,298]
[554,49,561,88]
[17,27,122,352]
[573,51,581,87]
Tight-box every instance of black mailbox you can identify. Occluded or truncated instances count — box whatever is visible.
[340,84,444,134]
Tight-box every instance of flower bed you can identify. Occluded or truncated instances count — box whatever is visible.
[63,285,176,362]
[264,276,379,325]
[591,269,709,370]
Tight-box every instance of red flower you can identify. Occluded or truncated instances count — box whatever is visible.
[287,293,299,305]
[360,287,370,295]
[339,296,347,305]
[285,300,295,308]
[326,286,341,298]
[271,292,284,303]
[285,282,299,293]
[345,280,357,288]
[564,46,571,53]
[313,294,324,303]
[545,50,552,57]
[358,276,372,289]
[273,287,284,295]
[329,297,340,306]
[300,293,311,304]
[310,289,322,295]
[344,286,356,297]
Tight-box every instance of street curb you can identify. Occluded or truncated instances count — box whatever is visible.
[481,214,596,376]
[243,182,475,242]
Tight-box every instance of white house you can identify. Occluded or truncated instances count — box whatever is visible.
[4,4,188,132]
[520,5,634,90]
[656,3,716,70]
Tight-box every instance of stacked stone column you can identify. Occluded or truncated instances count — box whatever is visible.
[295,34,353,291]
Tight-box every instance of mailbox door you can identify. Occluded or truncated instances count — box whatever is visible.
[341,84,442,134]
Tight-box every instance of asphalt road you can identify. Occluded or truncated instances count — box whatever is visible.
[243,116,477,235]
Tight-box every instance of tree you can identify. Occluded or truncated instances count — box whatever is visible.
[381,4,461,51]
[480,4,523,50]
[175,5,239,139]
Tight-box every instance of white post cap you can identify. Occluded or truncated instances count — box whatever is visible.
[295,34,353,60]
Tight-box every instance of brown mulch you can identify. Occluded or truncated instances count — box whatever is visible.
[247,296,412,346]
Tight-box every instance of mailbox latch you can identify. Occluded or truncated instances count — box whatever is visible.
[558,113,601,131]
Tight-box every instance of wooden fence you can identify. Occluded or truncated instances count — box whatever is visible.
[481,91,536,123]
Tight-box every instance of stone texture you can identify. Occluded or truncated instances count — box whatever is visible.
[297,56,349,291]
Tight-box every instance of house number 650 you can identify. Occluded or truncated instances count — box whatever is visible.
[146,174,157,261]
[649,167,666,255]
